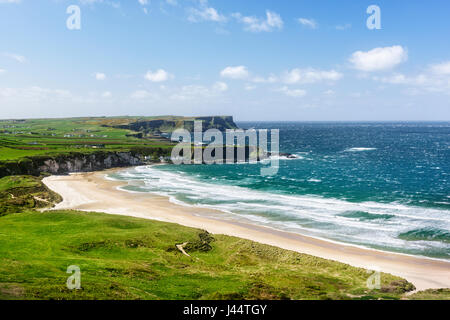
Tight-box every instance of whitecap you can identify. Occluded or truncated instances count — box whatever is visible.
[344,147,377,152]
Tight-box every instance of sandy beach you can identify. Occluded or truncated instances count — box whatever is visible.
[43,168,450,291]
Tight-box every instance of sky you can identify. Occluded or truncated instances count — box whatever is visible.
[0,0,449,121]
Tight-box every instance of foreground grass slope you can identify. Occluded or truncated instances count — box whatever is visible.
[0,209,425,300]
[0,175,61,216]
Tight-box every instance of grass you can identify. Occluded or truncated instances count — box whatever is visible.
[0,209,421,300]
[0,175,61,216]
[407,289,450,300]
[0,117,176,162]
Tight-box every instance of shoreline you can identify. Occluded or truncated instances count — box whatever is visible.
[43,168,450,291]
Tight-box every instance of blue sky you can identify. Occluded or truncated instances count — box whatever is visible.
[0,0,449,121]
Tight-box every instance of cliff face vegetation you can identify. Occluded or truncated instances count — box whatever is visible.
[109,116,238,136]
[0,116,240,178]
[0,148,171,178]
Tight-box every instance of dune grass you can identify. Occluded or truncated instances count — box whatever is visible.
[0,209,419,300]
[0,175,61,216]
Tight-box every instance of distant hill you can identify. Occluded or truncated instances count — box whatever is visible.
[106,116,238,137]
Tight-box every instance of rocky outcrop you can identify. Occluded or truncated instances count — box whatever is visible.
[37,152,143,175]
[0,151,146,178]
[110,116,238,134]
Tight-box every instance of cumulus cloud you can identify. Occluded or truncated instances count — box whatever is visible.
[0,69,5,74]
[283,68,342,84]
[430,61,450,75]
[298,18,317,29]
[373,61,450,94]
[188,0,226,23]
[95,72,106,80]
[0,86,72,102]
[220,66,249,79]
[233,10,283,32]
[145,69,173,82]
[130,90,158,100]
[0,0,21,3]
[278,86,307,97]
[171,81,228,101]
[251,75,278,83]
[349,45,408,72]
[335,23,351,30]
[3,52,26,63]
[78,0,120,9]
[213,81,228,92]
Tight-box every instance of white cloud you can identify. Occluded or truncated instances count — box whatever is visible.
[95,72,106,80]
[0,86,72,102]
[220,66,249,79]
[171,81,227,101]
[298,18,317,29]
[138,0,148,5]
[251,75,278,83]
[278,86,307,97]
[0,69,5,74]
[0,0,21,3]
[430,61,450,75]
[79,0,120,9]
[3,52,26,63]
[374,70,450,94]
[171,85,211,101]
[335,23,351,30]
[188,0,226,23]
[323,89,335,95]
[213,81,228,92]
[349,45,408,72]
[165,0,177,5]
[283,68,342,84]
[233,10,283,32]
[145,69,173,82]
[101,91,112,98]
[131,90,157,100]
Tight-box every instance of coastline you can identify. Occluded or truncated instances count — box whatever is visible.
[43,168,450,291]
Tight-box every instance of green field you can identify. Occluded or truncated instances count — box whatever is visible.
[0,117,176,162]
[3,209,440,300]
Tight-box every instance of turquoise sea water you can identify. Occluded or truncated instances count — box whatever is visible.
[110,122,450,259]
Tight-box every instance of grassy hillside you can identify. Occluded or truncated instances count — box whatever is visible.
[0,117,174,162]
[0,210,419,300]
[0,116,237,163]
[0,175,61,216]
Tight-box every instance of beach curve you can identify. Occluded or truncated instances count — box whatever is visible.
[42,168,450,291]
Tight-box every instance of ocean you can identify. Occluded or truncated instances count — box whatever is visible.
[109,122,450,260]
